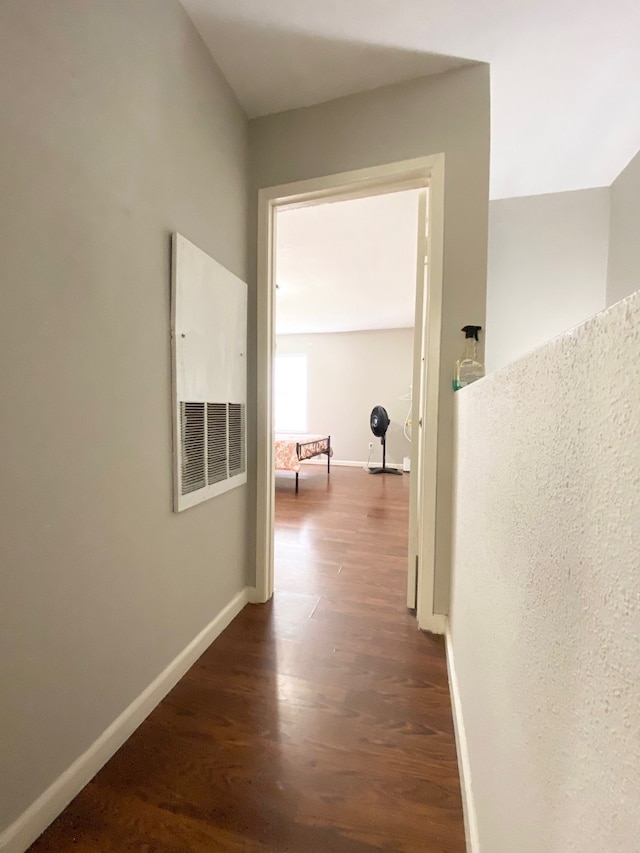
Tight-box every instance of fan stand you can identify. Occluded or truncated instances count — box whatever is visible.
[368,435,402,475]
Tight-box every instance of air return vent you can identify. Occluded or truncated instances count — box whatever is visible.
[177,402,245,497]
[172,234,247,511]
[207,403,227,485]
[180,402,206,494]
[228,403,246,476]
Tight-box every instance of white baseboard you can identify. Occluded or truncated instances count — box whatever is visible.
[419,611,446,634]
[301,458,404,470]
[300,458,363,468]
[0,587,252,853]
[246,586,262,604]
[445,624,480,853]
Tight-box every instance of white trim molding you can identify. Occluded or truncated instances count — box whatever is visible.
[445,624,480,853]
[255,155,446,634]
[299,458,403,469]
[0,588,252,853]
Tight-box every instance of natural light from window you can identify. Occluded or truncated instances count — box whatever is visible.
[275,354,307,433]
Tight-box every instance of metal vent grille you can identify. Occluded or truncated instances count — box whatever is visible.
[180,402,206,494]
[228,403,245,476]
[207,403,227,484]
[179,401,245,499]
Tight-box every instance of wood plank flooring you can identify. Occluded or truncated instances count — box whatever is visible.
[29,466,464,852]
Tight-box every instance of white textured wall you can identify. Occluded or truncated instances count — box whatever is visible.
[486,188,610,372]
[607,147,640,306]
[277,329,414,466]
[449,291,640,852]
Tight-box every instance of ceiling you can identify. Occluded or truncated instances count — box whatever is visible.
[180,0,640,200]
[276,190,420,335]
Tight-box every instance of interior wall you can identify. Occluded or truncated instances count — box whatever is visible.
[0,0,249,835]
[249,64,491,613]
[486,188,610,372]
[449,291,640,852]
[607,147,640,306]
[276,329,414,466]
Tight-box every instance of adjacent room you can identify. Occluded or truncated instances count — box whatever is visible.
[271,187,419,611]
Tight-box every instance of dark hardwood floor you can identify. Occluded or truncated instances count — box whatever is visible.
[29,466,464,852]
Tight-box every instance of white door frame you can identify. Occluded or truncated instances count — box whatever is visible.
[254,155,446,633]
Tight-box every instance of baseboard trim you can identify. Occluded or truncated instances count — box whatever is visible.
[445,624,480,853]
[419,612,446,635]
[300,458,364,468]
[246,586,263,604]
[301,458,404,470]
[0,586,251,853]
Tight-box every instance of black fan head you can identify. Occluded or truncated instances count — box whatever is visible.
[370,405,390,438]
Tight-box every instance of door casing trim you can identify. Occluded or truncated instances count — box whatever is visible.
[255,155,446,633]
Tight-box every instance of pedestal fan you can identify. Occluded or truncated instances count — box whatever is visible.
[368,405,402,475]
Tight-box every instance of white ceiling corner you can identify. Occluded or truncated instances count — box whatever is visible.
[180,0,640,200]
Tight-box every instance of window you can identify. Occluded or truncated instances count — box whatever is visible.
[275,354,307,432]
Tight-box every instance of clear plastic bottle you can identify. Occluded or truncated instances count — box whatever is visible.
[453,325,484,390]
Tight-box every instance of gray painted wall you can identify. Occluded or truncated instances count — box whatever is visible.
[276,329,414,466]
[607,147,640,306]
[486,188,610,372]
[249,65,491,613]
[0,0,249,833]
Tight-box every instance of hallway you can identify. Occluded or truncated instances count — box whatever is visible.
[30,468,464,852]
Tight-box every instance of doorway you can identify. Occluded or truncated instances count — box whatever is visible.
[255,156,446,633]
[273,190,419,604]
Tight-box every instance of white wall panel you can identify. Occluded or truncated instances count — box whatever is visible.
[486,188,610,372]
[172,233,247,510]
